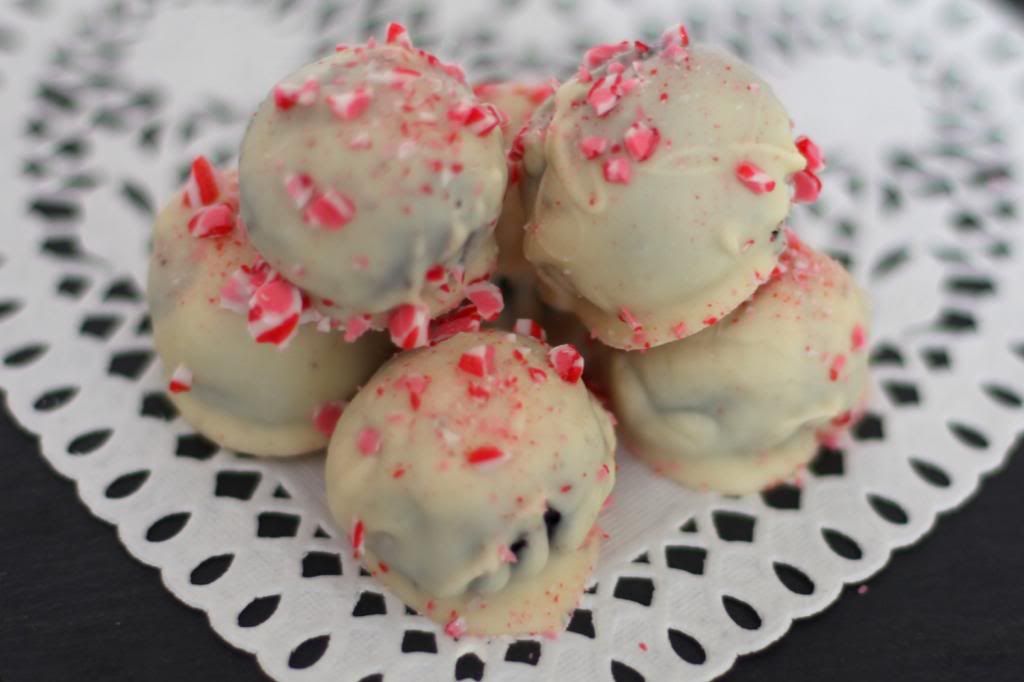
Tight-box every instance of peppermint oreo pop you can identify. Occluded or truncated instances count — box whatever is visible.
[240,24,508,349]
[148,159,390,456]
[325,330,615,636]
[608,233,870,493]
[521,26,824,349]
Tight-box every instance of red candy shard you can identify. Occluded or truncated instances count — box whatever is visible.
[587,74,622,117]
[735,162,776,194]
[851,324,867,352]
[829,355,847,382]
[327,87,373,121]
[384,66,421,88]
[312,401,346,437]
[703,316,718,327]
[795,135,826,173]
[624,120,660,162]
[580,136,608,160]
[672,321,689,339]
[385,22,413,48]
[449,102,502,137]
[584,41,630,68]
[284,172,315,209]
[424,264,446,282]
[343,314,373,343]
[791,170,822,203]
[465,281,504,321]
[304,190,356,230]
[466,445,507,467]
[458,344,497,378]
[603,157,632,184]
[444,615,467,639]
[351,519,365,558]
[467,382,491,400]
[429,304,483,344]
[498,545,518,564]
[388,304,429,349]
[548,344,584,383]
[184,156,220,208]
[274,78,320,110]
[661,23,690,48]
[187,203,235,239]
[401,373,429,410]
[357,427,382,455]
[248,278,303,348]
[168,363,192,394]
[513,318,547,342]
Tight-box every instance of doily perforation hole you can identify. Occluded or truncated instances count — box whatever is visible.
[982,383,1023,408]
[721,596,762,630]
[613,577,655,606]
[273,484,291,499]
[56,275,89,298]
[810,447,845,476]
[821,528,863,560]
[401,630,438,654]
[79,313,122,339]
[176,433,219,460]
[772,563,815,596]
[3,342,47,367]
[103,278,142,302]
[504,640,541,666]
[667,628,707,665]
[33,385,77,411]
[237,595,280,628]
[288,634,330,670]
[352,591,387,617]
[947,421,990,449]
[910,458,952,488]
[664,546,706,575]
[108,348,154,379]
[455,652,486,681]
[711,511,756,542]
[869,344,905,367]
[257,512,300,538]
[566,609,596,638]
[852,413,885,441]
[921,346,952,370]
[761,484,801,510]
[67,427,112,455]
[41,236,84,259]
[145,512,190,542]
[214,471,261,500]
[301,551,342,578]
[140,391,177,420]
[882,381,921,406]
[104,470,149,499]
[610,660,645,682]
[867,494,910,525]
[935,308,977,333]
[190,553,234,586]
[0,299,22,321]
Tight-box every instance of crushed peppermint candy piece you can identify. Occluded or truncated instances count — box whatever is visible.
[429,304,482,344]
[327,87,374,121]
[357,427,382,455]
[829,355,846,382]
[219,268,258,314]
[661,23,691,49]
[603,157,632,184]
[513,318,547,342]
[388,304,429,349]
[312,401,346,437]
[401,373,430,410]
[498,545,518,564]
[465,281,504,321]
[343,314,373,343]
[351,519,365,558]
[735,162,776,194]
[183,156,220,208]
[248,278,303,348]
[587,74,623,117]
[851,324,867,352]
[385,21,413,48]
[303,190,356,230]
[795,135,826,173]
[449,102,502,137]
[168,364,192,394]
[187,203,235,238]
[580,136,608,160]
[791,170,822,203]
[444,615,467,639]
[584,41,630,68]
[624,120,660,162]
[284,173,315,209]
[466,445,507,467]
[274,77,320,110]
[458,344,497,378]
[548,344,584,383]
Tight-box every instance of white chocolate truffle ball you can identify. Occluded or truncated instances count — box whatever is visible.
[609,234,870,493]
[239,32,507,341]
[325,330,615,636]
[473,81,556,276]
[522,33,811,350]
[147,163,391,456]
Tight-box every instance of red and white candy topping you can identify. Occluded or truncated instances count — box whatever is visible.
[444,615,467,639]
[624,120,660,162]
[465,281,504,321]
[466,445,508,468]
[351,519,365,558]
[304,190,357,230]
[248,278,304,348]
[791,169,822,204]
[735,161,776,194]
[168,363,192,394]
[603,157,632,184]
[327,87,374,121]
[187,203,235,238]
[429,304,483,344]
[274,77,320,111]
[513,318,547,342]
[548,344,584,384]
[183,156,220,208]
[385,21,413,49]
[388,304,430,349]
[312,401,346,437]
[458,344,497,378]
[357,426,382,455]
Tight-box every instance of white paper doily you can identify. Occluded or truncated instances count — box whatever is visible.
[2,0,1023,680]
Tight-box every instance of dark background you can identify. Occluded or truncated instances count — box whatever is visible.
[3,1,1024,680]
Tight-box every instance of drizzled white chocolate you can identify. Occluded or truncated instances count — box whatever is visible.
[609,235,870,493]
[325,330,615,635]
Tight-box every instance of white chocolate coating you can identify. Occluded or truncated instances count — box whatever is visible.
[523,43,807,349]
[240,42,507,327]
[474,82,555,276]
[609,235,870,493]
[325,330,615,635]
[147,172,391,456]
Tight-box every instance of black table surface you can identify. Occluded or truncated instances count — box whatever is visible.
[4,1,1024,680]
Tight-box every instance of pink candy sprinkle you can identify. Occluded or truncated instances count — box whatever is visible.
[274,77,320,111]
[429,304,482,344]
[385,21,413,48]
[791,170,822,203]
[661,23,691,49]
[597,463,611,481]
[795,135,826,173]
[388,304,429,349]
[183,156,220,208]
[465,281,504,321]
[401,373,430,411]
[513,318,547,342]
[528,367,548,384]
[624,120,661,162]
[445,615,467,639]
[187,203,235,238]
[672,321,689,339]
[458,344,497,378]
[735,162,776,194]
[343,314,373,343]
[327,87,373,121]
[498,545,518,564]
[851,324,867,352]
[284,173,315,209]
[351,520,365,558]
[466,445,507,467]
[168,363,192,394]
[584,41,630,68]
[449,102,502,137]
[587,74,622,117]
[304,190,356,230]
[357,427,382,455]
[248,278,303,348]
[603,157,632,184]
[580,136,608,160]
[548,344,584,383]
[829,355,847,382]
[312,401,346,437]
[385,66,421,89]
